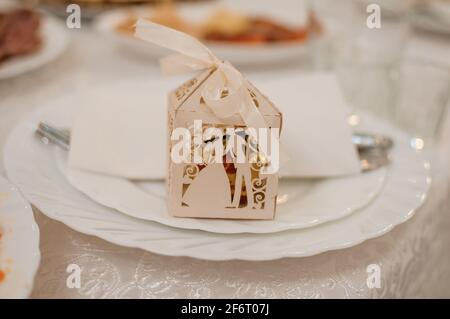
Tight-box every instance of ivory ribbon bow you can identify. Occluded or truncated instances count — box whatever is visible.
[134,19,270,129]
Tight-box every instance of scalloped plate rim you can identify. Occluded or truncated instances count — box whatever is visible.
[3,107,431,261]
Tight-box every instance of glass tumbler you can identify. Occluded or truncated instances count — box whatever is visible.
[328,0,412,118]
[392,59,450,149]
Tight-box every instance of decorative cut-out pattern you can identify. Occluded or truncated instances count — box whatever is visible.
[179,123,268,211]
[248,89,260,108]
[167,69,281,219]
[175,78,198,101]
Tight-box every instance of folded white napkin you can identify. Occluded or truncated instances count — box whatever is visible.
[256,73,361,178]
[69,82,168,179]
[68,72,360,179]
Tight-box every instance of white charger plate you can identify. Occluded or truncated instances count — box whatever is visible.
[93,1,310,66]
[0,12,70,80]
[34,89,386,234]
[4,105,430,260]
[0,176,40,298]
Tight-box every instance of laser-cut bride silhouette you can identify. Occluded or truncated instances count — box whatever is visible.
[182,133,254,210]
[182,163,232,210]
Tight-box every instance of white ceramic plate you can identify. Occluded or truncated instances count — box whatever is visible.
[4,106,430,260]
[33,88,386,234]
[0,13,70,80]
[64,161,385,234]
[93,1,310,66]
[0,176,40,298]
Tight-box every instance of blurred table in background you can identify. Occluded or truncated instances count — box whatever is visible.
[1,0,450,298]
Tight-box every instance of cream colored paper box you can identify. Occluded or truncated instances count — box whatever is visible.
[135,19,282,220]
[167,69,282,220]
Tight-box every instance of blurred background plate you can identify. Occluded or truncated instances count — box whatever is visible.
[0,176,40,298]
[93,0,313,66]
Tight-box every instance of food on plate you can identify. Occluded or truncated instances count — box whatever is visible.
[201,8,251,38]
[117,4,201,37]
[0,8,42,63]
[0,267,4,284]
[0,235,4,282]
[0,230,6,283]
[202,9,312,44]
[115,5,322,45]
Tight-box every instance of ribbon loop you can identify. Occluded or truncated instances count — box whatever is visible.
[135,19,216,66]
[160,53,210,76]
[134,19,269,130]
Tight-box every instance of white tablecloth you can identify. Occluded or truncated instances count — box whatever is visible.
[1,25,450,298]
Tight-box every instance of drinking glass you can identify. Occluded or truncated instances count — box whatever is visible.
[392,59,450,149]
[312,0,411,118]
[310,0,411,70]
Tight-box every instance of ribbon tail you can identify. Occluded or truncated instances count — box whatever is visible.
[135,19,215,68]
[160,53,213,76]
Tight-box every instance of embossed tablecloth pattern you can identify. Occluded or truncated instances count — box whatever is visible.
[0,26,450,298]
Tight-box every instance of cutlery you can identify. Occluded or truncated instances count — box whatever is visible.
[36,122,392,172]
[36,122,70,151]
[358,148,391,172]
[351,133,393,150]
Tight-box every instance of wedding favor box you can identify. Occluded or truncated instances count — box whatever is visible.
[68,20,360,221]
[133,19,282,220]
[167,69,282,220]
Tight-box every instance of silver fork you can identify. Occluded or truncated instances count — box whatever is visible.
[36,122,70,151]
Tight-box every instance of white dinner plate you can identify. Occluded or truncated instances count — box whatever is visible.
[93,0,310,66]
[28,85,386,234]
[64,161,385,234]
[0,176,40,298]
[4,105,430,260]
[0,11,70,80]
